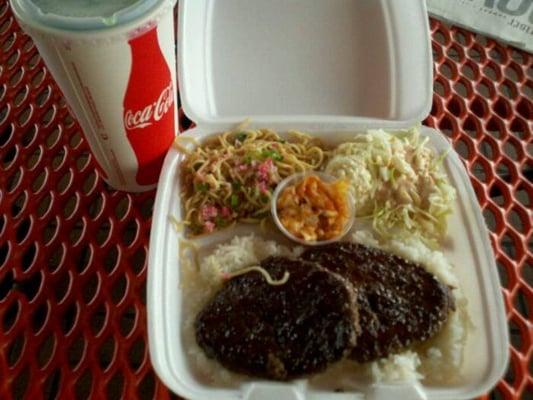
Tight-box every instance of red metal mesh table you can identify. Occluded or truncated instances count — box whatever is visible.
[0,1,531,399]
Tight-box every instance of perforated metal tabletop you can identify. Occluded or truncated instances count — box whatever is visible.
[0,2,531,399]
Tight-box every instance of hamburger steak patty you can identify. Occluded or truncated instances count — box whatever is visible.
[302,242,455,363]
[195,256,360,380]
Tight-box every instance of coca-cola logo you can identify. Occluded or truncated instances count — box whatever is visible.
[124,83,174,130]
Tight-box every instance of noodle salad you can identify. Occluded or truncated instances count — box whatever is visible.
[178,128,326,235]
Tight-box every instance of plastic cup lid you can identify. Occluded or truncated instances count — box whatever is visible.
[10,0,163,30]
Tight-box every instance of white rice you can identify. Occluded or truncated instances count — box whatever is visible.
[181,232,470,386]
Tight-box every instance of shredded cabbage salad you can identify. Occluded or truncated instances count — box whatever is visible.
[325,127,456,247]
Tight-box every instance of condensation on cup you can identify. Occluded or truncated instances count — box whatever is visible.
[10,0,178,192]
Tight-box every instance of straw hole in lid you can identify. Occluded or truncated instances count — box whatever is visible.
[76,244,93,274]
[137,372,155,399]
[21,242,37,271]
[67,335,86,370]
[43,368,61,400]
[47,244,65,273]
[75,370,93,400]
[82,273,99,304]
[7,334,25,368]
[103,246,119,274]
[11,366,30,400]
[106,371,124,400]
[31,301,49,334]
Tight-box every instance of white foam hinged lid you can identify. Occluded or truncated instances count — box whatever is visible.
[178,0,433,128]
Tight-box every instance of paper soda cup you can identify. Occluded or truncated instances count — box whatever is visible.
[10,0,178,192]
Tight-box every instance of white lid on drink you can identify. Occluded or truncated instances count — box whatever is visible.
[10,0,164,30]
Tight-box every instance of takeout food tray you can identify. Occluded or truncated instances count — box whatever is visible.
[147,1,509,399]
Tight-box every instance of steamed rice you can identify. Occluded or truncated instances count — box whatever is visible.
[181,232,470,386]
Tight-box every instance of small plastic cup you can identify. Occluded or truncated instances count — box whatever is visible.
[271,172,355,246]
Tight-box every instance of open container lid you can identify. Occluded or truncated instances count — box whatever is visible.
[178,0,433,129]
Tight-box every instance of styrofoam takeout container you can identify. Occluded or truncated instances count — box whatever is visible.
[148,1,509,399]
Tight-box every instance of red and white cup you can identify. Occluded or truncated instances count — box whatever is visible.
[10,0,178,192]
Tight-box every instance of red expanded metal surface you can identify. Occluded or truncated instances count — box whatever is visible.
[0,1,531,398]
